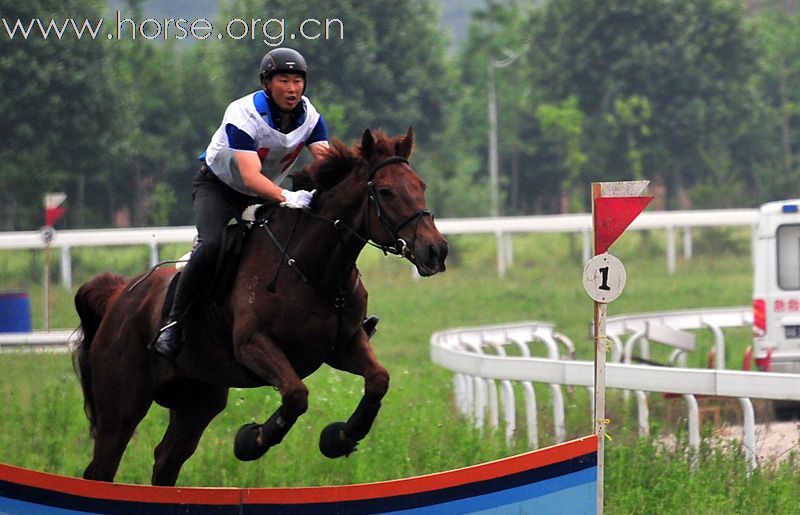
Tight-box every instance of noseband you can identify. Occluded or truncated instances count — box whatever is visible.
[366,156,432,257]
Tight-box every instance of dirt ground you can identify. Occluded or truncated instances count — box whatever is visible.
[719,421,800,467]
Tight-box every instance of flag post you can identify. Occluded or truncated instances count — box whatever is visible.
[582,181,652,515]
[41,193,66,331]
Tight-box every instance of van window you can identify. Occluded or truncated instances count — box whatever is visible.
[777,224,800,290]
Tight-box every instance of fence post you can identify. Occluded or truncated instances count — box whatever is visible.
[60,245,72,289]
[495,230,507,278]
[683,227,693,260]
[666,225,676,274]
[582,229,591,264]
[149,240,159,268]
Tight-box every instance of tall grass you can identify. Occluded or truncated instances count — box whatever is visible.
[1,229,798,512]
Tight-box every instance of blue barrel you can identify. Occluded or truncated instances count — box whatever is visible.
[0,290,32,333]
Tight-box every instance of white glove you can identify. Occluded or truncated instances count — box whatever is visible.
[280,189,316,209]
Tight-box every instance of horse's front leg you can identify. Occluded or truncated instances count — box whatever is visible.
[232,331,309,461]
[320,330,390,458]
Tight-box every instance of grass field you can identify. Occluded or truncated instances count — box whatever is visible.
[1,229,799,513]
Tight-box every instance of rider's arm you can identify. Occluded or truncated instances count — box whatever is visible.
[306,115,329,161]
[235,151,286,202]
[225,122,287,202]
[308,141,330,161]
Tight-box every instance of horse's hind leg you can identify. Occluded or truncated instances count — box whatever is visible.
[84,393,153,482]
[151,381,228,486]
[321,332,390,458]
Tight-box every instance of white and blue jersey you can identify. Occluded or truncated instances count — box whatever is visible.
[202,90,328,196]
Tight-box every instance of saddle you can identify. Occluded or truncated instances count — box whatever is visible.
[160,204,267,321]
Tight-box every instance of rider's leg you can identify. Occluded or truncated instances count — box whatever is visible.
[151,169,252,359]
[363,315,380,339]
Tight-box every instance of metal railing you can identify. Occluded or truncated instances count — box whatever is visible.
[0,330,77,352]
[430,313,798,473]
[0,208,760,287]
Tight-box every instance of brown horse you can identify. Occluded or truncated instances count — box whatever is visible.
[73,128,448,485]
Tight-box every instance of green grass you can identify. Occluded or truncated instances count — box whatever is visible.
[1,229,798,512]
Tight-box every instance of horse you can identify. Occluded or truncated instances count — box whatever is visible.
[72,128,448,486]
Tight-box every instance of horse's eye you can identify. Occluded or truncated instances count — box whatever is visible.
[378,188,394,199]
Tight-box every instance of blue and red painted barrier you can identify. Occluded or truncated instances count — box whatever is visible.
[0,435,596,514]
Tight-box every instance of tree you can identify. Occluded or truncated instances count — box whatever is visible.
[746,3,800,202]
[529,0,760,209]
[536,96,587,212]
[0,0,117,229]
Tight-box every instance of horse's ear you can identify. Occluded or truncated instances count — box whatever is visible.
[361,129,376,161]
[397,126,414,159]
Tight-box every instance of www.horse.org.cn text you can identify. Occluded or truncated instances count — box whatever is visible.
[1,12,346,46]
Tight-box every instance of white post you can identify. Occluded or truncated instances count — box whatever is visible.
[149,240,160,268]
[495,231,507,278]
[683,394,701,471]
[594,301,607,515]
[60,245,72,289]
[43,243,50,331]
[738,397,757,474]
[666,225,676,274]
[683,227,693,259]
[582,229,592,264]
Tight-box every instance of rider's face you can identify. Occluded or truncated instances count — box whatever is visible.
[265,73,305,112]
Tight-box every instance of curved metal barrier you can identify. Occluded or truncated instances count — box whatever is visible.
[431,310,800,473]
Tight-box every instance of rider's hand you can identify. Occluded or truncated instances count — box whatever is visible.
[280,189,316,209]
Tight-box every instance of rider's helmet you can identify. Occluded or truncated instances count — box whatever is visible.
[260,48,308,87]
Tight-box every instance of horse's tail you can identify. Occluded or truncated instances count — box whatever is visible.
[72,272,127,438]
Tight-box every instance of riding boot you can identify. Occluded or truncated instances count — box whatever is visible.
[363,315,380,339]
[149,251,208,360]
[150,320,183,360]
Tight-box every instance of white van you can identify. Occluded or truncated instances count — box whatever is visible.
[752,199,800,374]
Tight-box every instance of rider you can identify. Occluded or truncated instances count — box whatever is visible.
[150,47,377,360]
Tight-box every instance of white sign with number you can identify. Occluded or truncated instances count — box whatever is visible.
[582,253,627,303]
[39,225,55,245]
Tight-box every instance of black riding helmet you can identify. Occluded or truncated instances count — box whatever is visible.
[260,48,308,92]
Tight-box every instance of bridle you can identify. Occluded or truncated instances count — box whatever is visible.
[365,156,432,257]
[254,155,433,306]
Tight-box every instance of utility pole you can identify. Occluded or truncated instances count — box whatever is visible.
[487,42,528,218]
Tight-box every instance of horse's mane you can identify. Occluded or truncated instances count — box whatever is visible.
[292,130,406,192]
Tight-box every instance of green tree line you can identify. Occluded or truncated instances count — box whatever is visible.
[1,0,799,229]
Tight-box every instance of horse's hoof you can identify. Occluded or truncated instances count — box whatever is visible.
[234,423,269,461]
[319,422,358,458]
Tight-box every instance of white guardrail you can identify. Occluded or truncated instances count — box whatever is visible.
[430,311,800,473]
[0,330,77,352]
[0,208,759,287]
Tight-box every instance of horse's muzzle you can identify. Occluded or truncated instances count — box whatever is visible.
[412,236,448,277]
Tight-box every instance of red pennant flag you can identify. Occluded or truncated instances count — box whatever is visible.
[46,207,66,227]
[594,196,653,254]
[44,192,67,227]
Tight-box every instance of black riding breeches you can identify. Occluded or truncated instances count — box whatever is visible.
[168,166,260,320]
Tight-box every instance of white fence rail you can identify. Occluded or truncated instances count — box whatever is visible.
[0,330,77,352]
[430,314,799,472]
[0,208,759,287]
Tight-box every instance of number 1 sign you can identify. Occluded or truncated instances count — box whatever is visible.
[582,253,627,303]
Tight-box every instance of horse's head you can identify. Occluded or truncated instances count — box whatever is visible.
[294,128,448,276]
[357,127,448,276]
